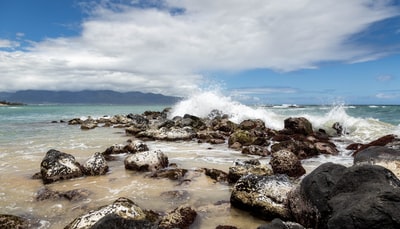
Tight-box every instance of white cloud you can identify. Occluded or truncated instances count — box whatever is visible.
[0,0,399,96]
[230,87,298,95]
[0,39,20,48]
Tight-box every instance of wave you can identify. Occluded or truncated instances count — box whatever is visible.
[170,90,399,143]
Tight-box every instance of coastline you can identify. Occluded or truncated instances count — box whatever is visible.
[0,104,399,228]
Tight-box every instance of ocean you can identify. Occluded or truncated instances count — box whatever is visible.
[1,92,399,228]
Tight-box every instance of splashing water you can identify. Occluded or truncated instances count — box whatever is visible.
[170,91,399,143]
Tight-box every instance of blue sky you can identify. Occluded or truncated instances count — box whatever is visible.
[1,0,400,105]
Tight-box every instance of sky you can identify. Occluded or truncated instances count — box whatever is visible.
[1,0,400,105]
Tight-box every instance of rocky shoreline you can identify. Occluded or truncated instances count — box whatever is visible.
[2,108,400,228]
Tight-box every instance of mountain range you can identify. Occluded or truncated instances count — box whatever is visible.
[0,90,181,105]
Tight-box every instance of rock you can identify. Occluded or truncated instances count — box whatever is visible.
[91,214,158,229]
[103,141,149,155]
[204,168,228,183]
[270,150,306,178]
[127,113,149,125]
[137,127,197,141]
[40,149,83,184]
[0,214,30,229]
[314,142,338,155]
[271,138,337,159]
[257,218,305,229]
[287,162,400,228]
[352,134,398,156]
[239,119,265,130]
[180,114,206,129]
[332,122,344,136]
[150,168,188,180]
[158,205,197,229]
[242,145,270,156]
[354,146,400,178]
[125,150,169,172]
[228,130,255,147]
[68,118,82,125]
[216,226,238,229]
[82,152,109,176]
[228,159,273,184]
[36,187,90,201]
[283,117,313,135]
[65,197,147,229]
[80,122,98,130]
[230,174,294,221]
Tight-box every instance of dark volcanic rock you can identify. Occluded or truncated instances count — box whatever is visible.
[230,174,294,221]
[288,162,400,228]
[91,214,158,229]
[242,145,270,156]
[158,205,197,229]
[150,168,188,181]
[354,146,400,177]
[125,150,169,172]
[204,168,228,183]
[257,218,305,229]
[82,152,109,176]
[351,134,399,156]
[283,117,313,135]
[270,150,306,178]
[65,197,147,229]
[40,149,83,184]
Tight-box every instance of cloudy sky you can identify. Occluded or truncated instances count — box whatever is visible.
[1,0,400,104]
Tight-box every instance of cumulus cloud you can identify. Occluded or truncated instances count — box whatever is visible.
[0,0,399,95]
[0,39,20,48]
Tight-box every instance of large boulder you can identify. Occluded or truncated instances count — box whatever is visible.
[283,117,313,135]
[40,149,83,184]
[82,152,109,176]
[354,146,400,178]
[288,162,400,228]
[270,150,306,178]
[125,150,169,172]
[65,197,148,229]
[228,130,256,147]
[230,174,295,221]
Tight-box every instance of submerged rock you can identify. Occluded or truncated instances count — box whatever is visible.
[36,187,90,201]
[257,218,305,229]
[40,149,83,184]
[230,174,294,221]
[82,152,109,176]
[125,150,169,172]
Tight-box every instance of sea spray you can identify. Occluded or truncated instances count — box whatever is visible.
[170,91,399,144]
[169,90,285,130]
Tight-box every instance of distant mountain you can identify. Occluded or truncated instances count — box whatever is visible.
[0,90,181,105]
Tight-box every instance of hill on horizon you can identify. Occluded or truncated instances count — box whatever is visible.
[0,90,181,105]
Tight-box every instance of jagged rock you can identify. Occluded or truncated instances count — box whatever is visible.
[271,138,337,159]
[230,174,294,221]
[287,162,400,228]
[80,122,98,130]
[125,150,169,172]
[270,150,306,178]
[65,197,147,229]
[103,141,149,155]
[228,159,273,184]
[82,152,109,176]
[158,205,197,229]
[332,122,344,136]
[239,119,265,130]
[36,187,90,201]
[204,168,228,183]
[354,146,400,178]
[68,118,82,125]
[314,142,338,155]
[283,117,313,135]
[40,149,83,184]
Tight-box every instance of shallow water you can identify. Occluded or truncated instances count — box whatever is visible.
[1,100,399,228]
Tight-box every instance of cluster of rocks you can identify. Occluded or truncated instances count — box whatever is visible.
[3,109,400,228]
